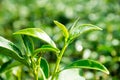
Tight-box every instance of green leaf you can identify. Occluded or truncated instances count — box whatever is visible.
[0,36,27,65]
[34,45,60,56]
[0,60,21,73]
[40,58,49,79]
[13,28,57,48]
[58,69,85,80]
[69,17,80,32]
[22,35,34,55]
[63,59,109,74]
[69,24,102,41]
[54,20,69,41]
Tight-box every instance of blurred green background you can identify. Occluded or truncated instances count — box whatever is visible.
[0,0,120,80]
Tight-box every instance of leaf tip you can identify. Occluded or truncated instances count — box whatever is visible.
[105,69,110,75]
[13,32,17,35]
[53,20,57,24]
[13,32,21,35]
[97,27,103,31]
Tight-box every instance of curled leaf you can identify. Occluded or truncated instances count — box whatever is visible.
[13,28,57,48]
[0,36,27,65]
[54,20,69,42]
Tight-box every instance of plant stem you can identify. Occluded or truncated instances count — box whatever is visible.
[51,43,68,80]
[31,52,43,80]
[31,58,38,80]
[17,66,22,80]
[31,58,39,80]
[34,69,38,80]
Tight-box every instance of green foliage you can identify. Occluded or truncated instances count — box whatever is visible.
[0,0,119,79]
[0,19,109,80]
[54,20,69,42]
[22,35,34,55]
[63,59,109,74]
[0,60,21,73]
[13,28,57,48]
[0,36,27,65]
[40,58,49,79]
[34,45,60,57]
[69,24,102,41]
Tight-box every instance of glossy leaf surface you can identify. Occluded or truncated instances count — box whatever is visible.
[58,69,85,80]
[63,59,109,74]
[13,28,56,48]
[40,58,49,79]
[54,20,69,41]
[34,45,60,56]
[69,17,80,32]
[70,24,102,40]
[0,36,27,65]
[22,35,34,55]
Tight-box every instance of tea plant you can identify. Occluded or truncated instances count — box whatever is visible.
[0,19,109,80]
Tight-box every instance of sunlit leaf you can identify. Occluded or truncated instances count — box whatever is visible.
[58,69,85,80]
[0,36,27,65]
[63,59,109,74]
[22,35,34,55]
[34,45,60,56]
[69,24,102,41]
[54,20,69,41]
[0,60,21,73]
[69,17,80,32]
[40,58,49,79]
[13,28,57,48]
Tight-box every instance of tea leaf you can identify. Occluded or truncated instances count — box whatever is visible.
[22,35,34,55]
[58,69,85,80]
[63,59,109,74]
[34,45,60,56]
[69,17,80,32]
[0,60,21,73]
[13,28,57,48]
[0,36,27,65]
[54,20,69,42]
[40,58,49,79]
[70,24,102,41]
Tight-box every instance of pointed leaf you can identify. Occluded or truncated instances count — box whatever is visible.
[13,28,56,48]
[34,45,60,56]
[40,58,49,79]
[70,24,102,40]
[63,59,109,74]
[0,60,21,73]
[54,20,69,41]
[69,17,80,32]
[22,35,34,55]
[0,36,27,65]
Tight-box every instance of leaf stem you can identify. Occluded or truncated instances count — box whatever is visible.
[31,56,41,80]
[17,66,22,80]
[51,43,68,80]
[34,69,38,80]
